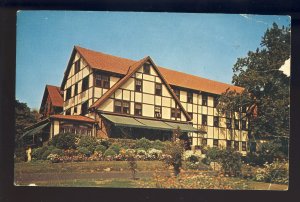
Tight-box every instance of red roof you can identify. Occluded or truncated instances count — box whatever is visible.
[75,46,243,95]
[50,114,97,123]
[46,85,63,107]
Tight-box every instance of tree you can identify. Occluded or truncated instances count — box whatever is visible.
[15,100,39,147]
[217,23,290,144]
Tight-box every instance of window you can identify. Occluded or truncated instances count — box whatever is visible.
[154,106,162,118]
[143,63,150,74]
[95,74,110,89]
[226,118,232,129]
[213,116,219,127]
[242,142,247,151]
[187,92,193,103]
[202,115,207,126]
[171,107,181,119]
[82,76,89,92]
[202,138,207,146]
[234,119,239,129]
[242,120,247,130]
[114,100,130,114]
[155,83,162,96]
[123,101,130,114]
[74,59,80,74]
[213,97,219,108]
[135,79,142,92]
[202,94,207,106]
[114,100,122,113]
[81,101,88,115]
[74,83,78,95]
[65,108,71,115]
[213,139,219,147]
[174,88,180,100]
[134,103,142,116]
[66,87,71,100]
[226,140,232,149]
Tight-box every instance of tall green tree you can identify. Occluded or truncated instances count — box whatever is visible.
[217,23,290,142]
[15,100,39,147]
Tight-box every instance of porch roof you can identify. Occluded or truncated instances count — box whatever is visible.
[20,122,50,139]
[101,114,199,132]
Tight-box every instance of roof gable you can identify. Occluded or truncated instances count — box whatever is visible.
[90,57,192,121]
[39,85,63,113]
[70,46,243,95]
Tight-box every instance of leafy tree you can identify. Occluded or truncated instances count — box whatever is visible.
[217,23,290,146]
[15,100,39,147]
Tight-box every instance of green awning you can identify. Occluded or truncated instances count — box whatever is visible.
[135,118,174,131]
[164,122,199,133]
[20,122,49,139]
[101,114,198,132]
[101,114,146,128]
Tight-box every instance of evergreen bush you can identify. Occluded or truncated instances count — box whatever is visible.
[50,133,78,149]
[104,148,117,157]
[95,145,107,154]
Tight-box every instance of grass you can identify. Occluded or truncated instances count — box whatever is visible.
[14,160,288,190]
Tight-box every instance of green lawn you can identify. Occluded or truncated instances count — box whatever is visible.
[14,160,288,190]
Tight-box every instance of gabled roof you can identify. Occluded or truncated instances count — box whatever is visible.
[39,85,63,113]
[64,46,243,95]
[50,114,97,123]
[90,56,192,121]
[90,56,149,108]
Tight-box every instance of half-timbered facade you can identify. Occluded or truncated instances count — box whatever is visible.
[24,46,249,154]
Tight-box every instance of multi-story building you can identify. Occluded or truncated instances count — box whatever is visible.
[23,46,249,154]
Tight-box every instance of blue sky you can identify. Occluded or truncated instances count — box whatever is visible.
[16,11,290,109]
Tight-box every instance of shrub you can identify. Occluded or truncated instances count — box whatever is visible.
[202,147,221,165]
[202,147,242,176]
[100,139,111,148]
[78,136,98,152]
[50,133,78,149]
[104,148,117,157]
[257,140,287,164]
[108,144,121,154]
[135,137,152,150]
[183,150,202,162]
[51,148,63,156]
[255,160,289,184]
[136,149,147,156]
[94,145,107,154]
[32,146,49,160]
[47,154,60,163]
[78,147,92,157]
[218,148,242,176]
[41,149,52,160]
[147,148,162,160]
[152,140,165,150]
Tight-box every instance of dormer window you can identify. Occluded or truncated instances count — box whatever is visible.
[143,63,150,74]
